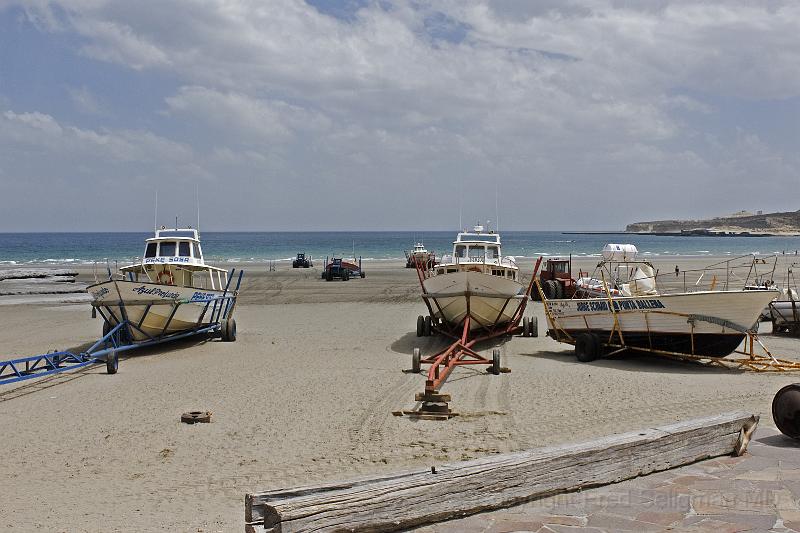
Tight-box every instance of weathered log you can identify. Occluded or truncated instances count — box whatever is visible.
[245,412,758,533]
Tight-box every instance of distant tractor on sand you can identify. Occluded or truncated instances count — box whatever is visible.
[534,257,577,300]
[321,256,365,281]
[292,253,312,268]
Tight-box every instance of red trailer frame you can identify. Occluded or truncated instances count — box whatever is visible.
[399,256,543,419]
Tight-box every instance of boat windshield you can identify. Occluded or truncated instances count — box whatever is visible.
[145,243,157,258]
[160,242,176,256]
[486,246,498,259]
[179,242,191,257]
[455,245,467,258]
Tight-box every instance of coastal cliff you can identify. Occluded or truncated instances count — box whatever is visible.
[626,209,800,235]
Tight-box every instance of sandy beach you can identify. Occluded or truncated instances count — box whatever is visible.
[1,257,799,532]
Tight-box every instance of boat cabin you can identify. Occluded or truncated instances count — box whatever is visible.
[435,225,518,280]
[120,227,228,289]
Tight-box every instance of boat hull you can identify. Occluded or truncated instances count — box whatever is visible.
[545,290,778,358]
[87,280,224,341]
[422,271,525,331]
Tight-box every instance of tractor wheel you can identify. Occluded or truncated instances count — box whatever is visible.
[412,348,421,373]
[326,271,333,282]
[360,272,365,278]
[530,316,538,337]
[221,318,237,342]
[106,350,119,374]
[416,315,425,337]
[541,280,553,300]
[554,281,564,299]
[522,317,530,337]
[491,349,501,375]
[292,261,297,268]
[575,333,600,362]
[423,316,432,337]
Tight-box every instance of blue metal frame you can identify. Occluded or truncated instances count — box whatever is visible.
[0,268,244,386]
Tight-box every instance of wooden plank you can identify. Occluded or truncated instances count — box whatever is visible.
[245,412,757,532]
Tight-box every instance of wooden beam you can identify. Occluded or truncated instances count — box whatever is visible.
[245,412,757,533]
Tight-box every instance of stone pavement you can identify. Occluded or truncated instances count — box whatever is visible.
[413,428,800,533]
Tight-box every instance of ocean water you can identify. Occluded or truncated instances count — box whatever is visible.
[0,231,799,265]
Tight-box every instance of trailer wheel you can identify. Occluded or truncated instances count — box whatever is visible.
[575,333,599,362]
[221,318,237,342]
[491,349,501,375]
[530,316,538,337]
[423,316,432,337]
[102,320,112,338]
[412,348,421,373]
[106,350,118,374]
[522,317,530,337]
[416,315,425,337]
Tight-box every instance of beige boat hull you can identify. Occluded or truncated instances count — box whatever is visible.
[87,280,225,341]
[422,271,526,330]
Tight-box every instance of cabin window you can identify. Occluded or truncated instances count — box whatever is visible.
[455,245,466,258]
[179,242,191,257]
[145,243,157,258]
[468,246,485,259]
[486,246,498,259]
[159,242,176,257]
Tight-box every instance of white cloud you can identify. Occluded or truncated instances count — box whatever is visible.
[1,0,799,229]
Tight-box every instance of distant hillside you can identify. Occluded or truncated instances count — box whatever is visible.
[626,209,800,235]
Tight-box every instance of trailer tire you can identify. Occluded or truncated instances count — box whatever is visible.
[575,333,599,362]
[412,348,421,373]
[773,383,800,439]
[522,317,530,337]
[416,315,425,337]
[424,315,432,337]
[102,320,112,338]
[106,350,118,374]
[221,318,237,342]
[530,316,538,337]
[491,349,501,375]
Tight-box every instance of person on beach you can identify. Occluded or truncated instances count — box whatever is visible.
[675,265,679,277]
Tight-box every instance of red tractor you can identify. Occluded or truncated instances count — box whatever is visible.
[534,257,577,300]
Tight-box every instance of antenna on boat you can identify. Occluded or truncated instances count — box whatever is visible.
[196,184,200,235]
[459,182,463,231]
[154,190,158,232]
[495,180,499,233]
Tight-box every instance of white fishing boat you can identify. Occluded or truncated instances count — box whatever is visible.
[421,225,524,331]
[543,244,778,359]
[405,242,432,266]
[86,226,238,342]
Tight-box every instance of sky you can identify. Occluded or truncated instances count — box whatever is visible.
[0,0,798,232]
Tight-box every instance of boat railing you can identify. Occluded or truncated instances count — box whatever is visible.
[581,254,780,297]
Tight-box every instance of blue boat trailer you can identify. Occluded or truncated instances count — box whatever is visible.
[0,269,244,386]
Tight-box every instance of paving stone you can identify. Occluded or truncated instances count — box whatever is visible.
[694,513,778,530]
[676,517,756,533]
[485,518,543,533]
[634,510,685,526]
[585,512,663,532]
[544,526,606,533]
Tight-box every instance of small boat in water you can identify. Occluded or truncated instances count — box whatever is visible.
[422,225,525,331]
[542,244,778,359]
[87,226,238,341]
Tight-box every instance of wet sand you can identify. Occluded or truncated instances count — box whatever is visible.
[1,257,799,532]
